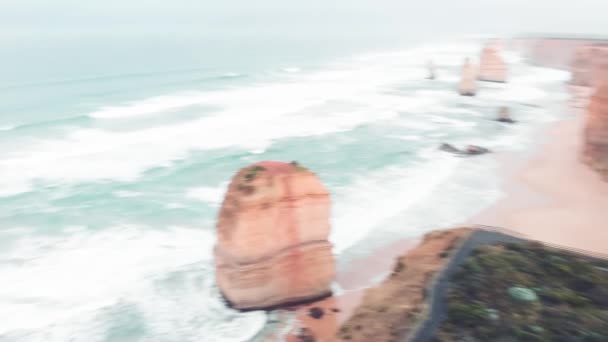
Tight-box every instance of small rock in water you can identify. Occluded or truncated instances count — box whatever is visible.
[308,307,324,319]
[508,287,538,302]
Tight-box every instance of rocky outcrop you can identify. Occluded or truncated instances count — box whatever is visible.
[583,69,608,180]
[458,59,477,96]
[214,161,335,310]
[478,46,507,83]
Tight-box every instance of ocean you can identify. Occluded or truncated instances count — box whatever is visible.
[0,34,569,341]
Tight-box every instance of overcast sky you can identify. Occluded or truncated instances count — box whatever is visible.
[1,0,607,38]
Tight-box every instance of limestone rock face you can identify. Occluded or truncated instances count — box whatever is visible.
[570,46,593,87]
[569,46,608,109]
[478,46,507,83]
[589,47,608,87]
[214,161,335,309]
[583,69,608,180]
[458,58,477,96]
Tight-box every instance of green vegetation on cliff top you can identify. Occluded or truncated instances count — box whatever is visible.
[436,242,608,342]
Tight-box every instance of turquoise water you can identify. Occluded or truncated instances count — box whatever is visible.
[0,35,569,341]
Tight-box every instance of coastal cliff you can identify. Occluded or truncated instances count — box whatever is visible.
[523,37,607,69]
[570,45,608,87]
[334,228,608,341]
[570,46,593,86]
[214,161,335,310]
[589,46,608,87]
[583,71,608,180]
[335,228,471,342]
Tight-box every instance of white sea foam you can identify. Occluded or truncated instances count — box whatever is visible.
[281,67,301,73]
[186,183,228,207]
[113,190,141,198]
[0,226,266,341]
[88,92,209,119]
[331,154,460,253]
[0,125,15,131]
[0,182,32,197]
[0,50,447,196]
[0,41,573,341]
[0,43,567,204]
[165,202,185,209]
[221,72,242,78]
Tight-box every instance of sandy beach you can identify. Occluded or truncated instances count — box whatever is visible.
[472,112,608,255]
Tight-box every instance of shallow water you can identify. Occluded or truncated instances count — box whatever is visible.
[0,37,569,341]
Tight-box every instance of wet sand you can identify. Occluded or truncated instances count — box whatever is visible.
[471,113,608,254]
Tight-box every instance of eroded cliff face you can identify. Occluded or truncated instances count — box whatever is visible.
[570,47,593,87]
[458,59,477,96]
[214,161,335,309]
[583,70,608,180]
[570,46,608,86]
[568,45,608,109]
[334,228,472,342]
[478,46,507,83]
[589,47,608,87]
[521,37,608,70]
[527,39,588,69]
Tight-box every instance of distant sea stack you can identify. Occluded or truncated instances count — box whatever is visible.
[458,58,477,96]
[583,70,608,180]
[214,161,335,310]
[478,45,507,83]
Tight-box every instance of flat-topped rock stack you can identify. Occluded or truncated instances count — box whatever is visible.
[458,58,477,96]
[214,161,335,310]
[478,45,507,83]
[583,69,608,180]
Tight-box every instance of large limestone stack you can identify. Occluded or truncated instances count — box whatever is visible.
[214,161,335,309]
[583,69,608,180]
[458,58,477,96]
[478,46,507,83]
